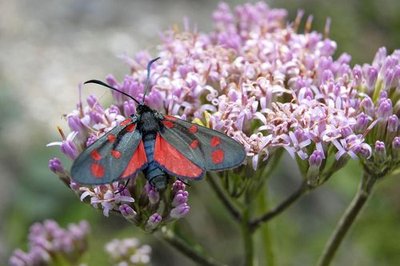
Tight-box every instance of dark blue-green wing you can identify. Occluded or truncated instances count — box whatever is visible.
[156,115,246,180]
[71,117,147,185]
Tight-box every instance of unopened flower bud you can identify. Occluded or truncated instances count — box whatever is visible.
[170,203,190,219]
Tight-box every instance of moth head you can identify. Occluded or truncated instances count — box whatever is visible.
[136,104,153,115]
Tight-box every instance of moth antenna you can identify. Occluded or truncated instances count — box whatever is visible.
[83,79,141,105]
[142,57,161,104]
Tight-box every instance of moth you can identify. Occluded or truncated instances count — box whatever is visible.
[71,57,246,190]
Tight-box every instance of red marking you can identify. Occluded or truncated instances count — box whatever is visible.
[189,125,198,134]
[163,120,174,129]
[90,150,102,161]
[120,118,131,126]
[212,149,224,164]
[111,150,121,159]
[121,141,147,178]
[107,134,116,143]
[91,163,105,178]
[210,136,221,147]
[165,115,177,121]
[190,139,199,149]
[126,123,136,132]
[154,134,203,179]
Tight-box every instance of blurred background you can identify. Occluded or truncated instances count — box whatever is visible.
[1,0,400,265]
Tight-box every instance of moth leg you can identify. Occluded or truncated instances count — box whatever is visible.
[176,177,191,187]
[116,178,131,194]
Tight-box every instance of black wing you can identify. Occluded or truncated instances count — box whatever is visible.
[71,116,146,185]
[156,115,246,177]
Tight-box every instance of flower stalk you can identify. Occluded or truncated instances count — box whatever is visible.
[207,172,243,222]
[241,207,254,266]
[317,172,377,266]
[256,187,276,266]
[249,180,309,232]
[158,227,226,266]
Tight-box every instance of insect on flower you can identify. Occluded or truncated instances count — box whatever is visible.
[71,57,246,190]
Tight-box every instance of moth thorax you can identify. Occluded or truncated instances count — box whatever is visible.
[139,111,161,133]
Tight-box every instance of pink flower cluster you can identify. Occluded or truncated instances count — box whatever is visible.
[101,1,383,172]
[119,180,190,232]
[49,1,400,225]
[9,220,90,266]
[352,47,400,176]
[105,237,151,265]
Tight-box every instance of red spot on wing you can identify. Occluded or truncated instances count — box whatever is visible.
[154,134,203,179]
[111,150,121,159]
[212,149,224,164]
[163,120,174,128]
[91,163,105,178]
[189,125,198,134]
[126,123,136,132]
[90,150,102,161]
[107,134,116,143]
[190,139,199,149]
[120,118,131,126]
[210,136,221,147]
[120,141,147,178]
[165,115,177,121]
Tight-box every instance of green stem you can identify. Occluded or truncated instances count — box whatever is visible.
[317,172,377,266]
[207,173,242,222]
[257,186,275,266]
[249,181,309,232]
[158,227,226,266]
[242,208,254,266]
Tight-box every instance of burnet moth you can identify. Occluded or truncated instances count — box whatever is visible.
[71,57,246,190]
